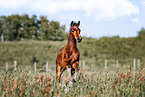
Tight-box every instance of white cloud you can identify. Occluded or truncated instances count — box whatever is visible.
[131,17,141,25]
[0,0,26,9]
[0,0,139,21]
[141,2,145,6]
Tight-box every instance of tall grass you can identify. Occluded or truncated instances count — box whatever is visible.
[0,66,144,97]
[0,37,145,96]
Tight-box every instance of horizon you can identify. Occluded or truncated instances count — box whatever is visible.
[0,0,145,38]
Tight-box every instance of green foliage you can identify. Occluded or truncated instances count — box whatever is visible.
[47,21,65,41]
[38,16,66,41]
[0,14,66,41]
[0,66,144,96]
[20,14,39,39]
[0,16,6,36]
[39,16,49,40]
[138,27,145,39]
[0,35,145,96]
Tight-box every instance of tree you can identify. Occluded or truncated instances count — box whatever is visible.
[0,16,6,35]
[0,16,6,41]
[20,14,39,39]
[39,16,49,40]
[4,14,22,40]
[138,27,145,39]
[20,14,30,39]
[29,15,39,38]
[48,21,65,40]
[0,14,66,41]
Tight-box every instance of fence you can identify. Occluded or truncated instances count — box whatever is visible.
[4,60,86,73]
[4,58,142,72]
[104,58,141,70]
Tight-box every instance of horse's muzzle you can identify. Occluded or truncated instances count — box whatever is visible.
[77,37,82,43]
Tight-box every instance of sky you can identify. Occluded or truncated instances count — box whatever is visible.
[0,0,145,38]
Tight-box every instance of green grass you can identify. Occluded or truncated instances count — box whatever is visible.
[0,66,144,97]
[0,37,145,68]
[0,37,145,96]
[0,39,66,67]
[0,37,145,75]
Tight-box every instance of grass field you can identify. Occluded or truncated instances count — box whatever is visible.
[0,37,145,96]
[0,65,145,97]
[0,37,145,68]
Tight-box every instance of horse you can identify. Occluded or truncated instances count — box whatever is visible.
[56,21,82,84]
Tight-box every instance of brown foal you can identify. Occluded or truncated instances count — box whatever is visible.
[56,21,82,84]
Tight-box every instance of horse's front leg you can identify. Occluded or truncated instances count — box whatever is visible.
[72,61,80,82]
[66,65,73,86]
[56,67,66,83]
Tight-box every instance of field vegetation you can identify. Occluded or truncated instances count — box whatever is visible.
[0,36,145,96]
[0,35,145,69]
[0,64,144,97]
[0,20,145,96]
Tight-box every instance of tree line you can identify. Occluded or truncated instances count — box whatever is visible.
[0,14,67,41]
[0,14,145,41]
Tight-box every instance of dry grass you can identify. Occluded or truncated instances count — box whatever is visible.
[0,66,144,97]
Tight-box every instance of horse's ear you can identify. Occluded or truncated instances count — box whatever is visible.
[77,21,80,27]
[71,21,74,27]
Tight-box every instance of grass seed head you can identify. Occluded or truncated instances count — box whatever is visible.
[39,75,44,82]
[13,77,18,90]
[20,87,25,97]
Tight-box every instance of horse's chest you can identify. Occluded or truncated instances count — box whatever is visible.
[68,50,77,57]
[64,51,78,62]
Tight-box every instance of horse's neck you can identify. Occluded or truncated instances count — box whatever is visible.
[66,33,77,53]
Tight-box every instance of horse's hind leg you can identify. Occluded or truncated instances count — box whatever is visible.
[56,65,61,82]
[59,67,65,82]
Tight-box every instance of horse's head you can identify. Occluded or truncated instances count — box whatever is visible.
[70,21,82,43]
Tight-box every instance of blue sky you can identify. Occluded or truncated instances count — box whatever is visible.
[0,0,145,38]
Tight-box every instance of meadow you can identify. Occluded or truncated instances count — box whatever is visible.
[0,37,145,96]
[0,37,145,68]
[0,65,144,97]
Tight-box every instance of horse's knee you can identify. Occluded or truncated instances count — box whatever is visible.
[72,62,80,71]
